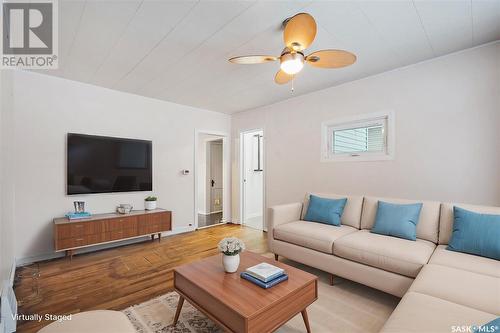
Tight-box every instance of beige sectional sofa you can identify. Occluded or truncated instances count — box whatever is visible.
[268,193,500,332]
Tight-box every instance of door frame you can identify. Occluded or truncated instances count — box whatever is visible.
[239,128,266,231]
[194,130,230,229]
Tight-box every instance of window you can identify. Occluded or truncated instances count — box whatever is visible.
[321,111,394,162]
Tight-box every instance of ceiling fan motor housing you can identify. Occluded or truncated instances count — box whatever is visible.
[280,52,304,64]
[280,52,305,75]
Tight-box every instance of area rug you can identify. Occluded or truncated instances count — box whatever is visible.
[123,257,399,333]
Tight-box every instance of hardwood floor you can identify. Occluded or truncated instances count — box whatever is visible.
[14,224,267,333]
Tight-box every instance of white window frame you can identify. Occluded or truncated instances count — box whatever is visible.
[321,111,395,162]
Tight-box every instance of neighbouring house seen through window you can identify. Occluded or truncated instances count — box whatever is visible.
[322,112,394,162]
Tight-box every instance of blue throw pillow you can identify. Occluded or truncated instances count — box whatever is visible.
[447,206,500,260]
[304,195,347,226]
[371,201,423,241]
[473,318,500,333]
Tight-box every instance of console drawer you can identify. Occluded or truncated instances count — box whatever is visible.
[107,216,137,231]
[57,236,88,250]
[56,220,105,240]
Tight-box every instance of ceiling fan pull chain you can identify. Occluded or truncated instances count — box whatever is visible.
[291,76,295,93]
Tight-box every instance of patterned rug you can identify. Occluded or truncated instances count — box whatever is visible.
[123,258,399,333]
[123,292,221,333]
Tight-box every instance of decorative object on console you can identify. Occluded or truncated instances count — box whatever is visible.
[144,196,157,210]
[116,204,133,214]
[74,201,85,213]
[304,194,347,226]
[218,237,245,273]
[65,211,92,220]
[371,201,423,241]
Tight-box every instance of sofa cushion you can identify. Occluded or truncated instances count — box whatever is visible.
[333,230,436,278]
[439,203,500,245]
[430,245,500,278]
[447,206,500,260]
[302,193,363,229]
[361,196,440,243]
[371,201,423,241]
[273,221,357,254]
[303,195,347,226]
[409,264,500,315]
[380,292,497,333]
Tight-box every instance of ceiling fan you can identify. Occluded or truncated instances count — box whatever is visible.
[228,13,356,86]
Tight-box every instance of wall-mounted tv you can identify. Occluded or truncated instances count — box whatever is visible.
[67,133,152,195]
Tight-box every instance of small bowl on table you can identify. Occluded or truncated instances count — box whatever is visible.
[117,204,133,214]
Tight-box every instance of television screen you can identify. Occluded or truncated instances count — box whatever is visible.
[67,133,152,195]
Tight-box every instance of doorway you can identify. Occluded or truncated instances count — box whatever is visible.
[197,134,225,228]
[240,129,264,230]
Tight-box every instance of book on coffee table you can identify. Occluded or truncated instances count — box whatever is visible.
[240,272,288,289]
[245,262,285,282]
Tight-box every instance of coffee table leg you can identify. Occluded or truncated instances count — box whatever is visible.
[301,309,311,333]
[173,295,185,326]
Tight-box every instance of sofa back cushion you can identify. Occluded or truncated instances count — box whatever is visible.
[302,193,363,229]
[447,206,500,260]
[303,195,347,226]
[439,203,500,245]
[361,197,440,243]
[371,201,423,241]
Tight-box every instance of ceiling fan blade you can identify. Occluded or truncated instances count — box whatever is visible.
[305,49,356,68]
[283,13,317,51]
[274,70,293,85]
[228,55,278,64]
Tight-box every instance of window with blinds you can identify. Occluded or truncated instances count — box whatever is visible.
[321,112,394,162]
[333,124,385,154]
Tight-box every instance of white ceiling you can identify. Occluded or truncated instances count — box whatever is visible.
[37,0,500,114]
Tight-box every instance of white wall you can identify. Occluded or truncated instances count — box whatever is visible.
[232,43,500,223]
[1,69,16,286]
[7,70,231,262]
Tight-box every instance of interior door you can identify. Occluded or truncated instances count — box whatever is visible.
[242,131,264,230]
[210,141,223,213]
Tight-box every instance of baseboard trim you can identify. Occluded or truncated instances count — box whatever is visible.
[16,226,195,267]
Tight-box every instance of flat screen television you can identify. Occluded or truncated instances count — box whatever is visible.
[67,133,152,195]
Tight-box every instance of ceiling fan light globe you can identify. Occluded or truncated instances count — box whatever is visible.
[280,53,304,75]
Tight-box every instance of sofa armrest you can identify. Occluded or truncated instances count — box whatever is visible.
[267,202,303,251]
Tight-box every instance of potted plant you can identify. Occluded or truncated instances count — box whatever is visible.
[218,237,245,273]
[144,196,157,210]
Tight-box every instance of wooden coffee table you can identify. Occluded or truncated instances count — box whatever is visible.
[172,251,318,333]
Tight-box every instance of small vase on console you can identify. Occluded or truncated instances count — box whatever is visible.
[145,196,157,210]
